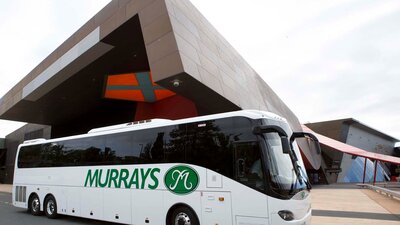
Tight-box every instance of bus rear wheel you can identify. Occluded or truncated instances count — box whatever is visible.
[169,206,199,225]
[28,194,41,216]
[44,195,58,219]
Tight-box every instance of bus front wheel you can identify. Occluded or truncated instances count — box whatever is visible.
[169,206,199,225]
[44,195,58,219]
[28,194,41,216]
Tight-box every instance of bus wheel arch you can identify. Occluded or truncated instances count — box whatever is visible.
[166,203,200,225]
[28,193,41,216]
[44,194,58,219]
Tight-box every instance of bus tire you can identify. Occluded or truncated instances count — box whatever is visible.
[169,205,200,225]
[28,194,41,216]
[44,195,58,219]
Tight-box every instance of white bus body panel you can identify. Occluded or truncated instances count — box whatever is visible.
[105,188,132,223]
[67,187,81,216]
[12,110,311,225]
[132,190,164,224]
[81,188,103,219]
[14,164,274,224]
[201,191,232,225]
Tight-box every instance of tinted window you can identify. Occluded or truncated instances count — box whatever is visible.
[59,137,105,166]
[234,141,265,191]
[41,142,64,167]
[18,136,106,168]
[133,127,166,163]
[186,117,256,178]
[17,116,260,183]
[164,125,186,163]
[18,145,41,168]
[105,133,135,164]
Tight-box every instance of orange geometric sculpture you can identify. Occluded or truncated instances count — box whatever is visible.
[104,72,175,102]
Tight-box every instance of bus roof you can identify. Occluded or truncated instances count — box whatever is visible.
[21,110,286,146]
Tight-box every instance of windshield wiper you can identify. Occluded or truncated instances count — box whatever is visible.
[289,132,321,190]
[296,164,312,190]
[288,146,312,191]
[288,148,302,184]
[289,163,311,194]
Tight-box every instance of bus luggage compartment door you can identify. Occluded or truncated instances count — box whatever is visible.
[201,192,232,225]
[104,188,132,224]
[81,188,103,219]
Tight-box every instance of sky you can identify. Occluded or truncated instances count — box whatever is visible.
[0,0,399,143]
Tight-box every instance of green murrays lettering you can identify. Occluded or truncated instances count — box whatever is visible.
[118,169,130,188]
[84,169,99,187]
[129,168,140,189]
[98,169,110,188]
[84,168,161,189]
[140,168,151,189]
[108,169,119,188]
[148,168,160,189]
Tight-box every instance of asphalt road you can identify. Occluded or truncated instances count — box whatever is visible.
[0,192,119,225]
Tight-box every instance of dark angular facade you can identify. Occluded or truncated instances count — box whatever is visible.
[0,0,320,183]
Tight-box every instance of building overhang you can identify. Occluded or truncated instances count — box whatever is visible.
[0,0,320,168]
[0,2,238,125]
[303,125,400,165]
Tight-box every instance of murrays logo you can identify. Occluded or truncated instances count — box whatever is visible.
[164,165,199,195]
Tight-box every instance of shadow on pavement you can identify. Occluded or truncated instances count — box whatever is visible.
[313,209,400,221]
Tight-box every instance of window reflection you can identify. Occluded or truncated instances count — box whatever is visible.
[18,117,266,192]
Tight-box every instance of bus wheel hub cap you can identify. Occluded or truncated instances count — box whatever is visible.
[175,212,190,225]
[32,199,39,211]
[47,200,55,214]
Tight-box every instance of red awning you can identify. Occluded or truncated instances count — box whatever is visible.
[302,125,400,165]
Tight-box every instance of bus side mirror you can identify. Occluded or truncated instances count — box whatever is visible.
[253,125,290,154]
[290,132,321,154]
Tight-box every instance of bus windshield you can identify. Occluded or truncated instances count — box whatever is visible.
[261,121,308,199]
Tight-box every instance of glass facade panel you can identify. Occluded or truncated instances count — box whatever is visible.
[341,156,389,182]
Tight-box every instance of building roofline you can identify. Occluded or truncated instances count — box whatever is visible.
[306,118,399,143]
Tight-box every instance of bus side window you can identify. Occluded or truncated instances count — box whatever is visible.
[105,133,135,164]
[164,125,185,163]
[18,145,41,168]
[40,143,63,167]
[234,142,265,192]
[149,132,165,162]
[185,120,233,177]
[134,128,167,163]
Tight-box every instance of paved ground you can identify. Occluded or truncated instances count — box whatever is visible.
[1,184,399,224]
[0,184,12,193]
[311,184,400,225]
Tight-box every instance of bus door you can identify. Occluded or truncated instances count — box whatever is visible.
[233,141,269,223]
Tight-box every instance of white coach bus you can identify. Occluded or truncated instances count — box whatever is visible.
[13,110,320,225]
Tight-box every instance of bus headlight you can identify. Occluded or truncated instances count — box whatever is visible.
[278,210,295,221]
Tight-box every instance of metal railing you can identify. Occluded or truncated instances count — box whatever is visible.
[357,183,400,200]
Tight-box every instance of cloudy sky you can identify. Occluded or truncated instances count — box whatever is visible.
[1,0,399,142]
